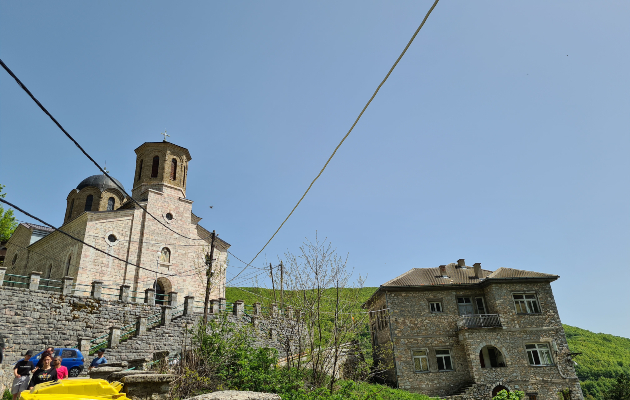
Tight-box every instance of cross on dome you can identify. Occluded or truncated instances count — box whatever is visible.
[160,130,170,141]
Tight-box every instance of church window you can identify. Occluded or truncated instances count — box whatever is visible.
[171,159,177,180]
[65,255,72,276]
[160,247,171,263]
[137,159,143,180]
[107,197,115,211]
[11,254,18,265]
[183,166,187,187]
[151,156,159,177]
[67,199,74,221]
[84,195,93,211]
[46,263,53,279]
[108,234,117,243]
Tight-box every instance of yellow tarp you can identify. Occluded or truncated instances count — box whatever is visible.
[20,379,129,400]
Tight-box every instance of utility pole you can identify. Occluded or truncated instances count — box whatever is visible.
[270,263,277,303]
[279,260,284,309]
[203,230,216,324]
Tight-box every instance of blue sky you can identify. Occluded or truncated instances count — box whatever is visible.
[1,1,629,337]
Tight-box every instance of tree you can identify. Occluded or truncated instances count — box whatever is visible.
[0,185,18,242]
[605,374,630,400]
[493,390,525,400]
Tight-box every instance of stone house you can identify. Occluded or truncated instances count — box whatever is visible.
[3,140,229,304]
[363,259,583,400]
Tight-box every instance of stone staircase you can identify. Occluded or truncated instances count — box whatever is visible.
[441,382,490,400]
[105,312,200,363]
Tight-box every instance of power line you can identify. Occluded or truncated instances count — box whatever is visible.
[0,198,177,277]
[228,0,441,282]
[0,58,206,243]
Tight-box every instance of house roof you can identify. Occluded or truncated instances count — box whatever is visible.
[363,263,559,308]
[382,264,558,287]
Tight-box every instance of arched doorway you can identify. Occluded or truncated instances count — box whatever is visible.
[479,345,507,368]
[492,385,509,397]
[155,277,172,305]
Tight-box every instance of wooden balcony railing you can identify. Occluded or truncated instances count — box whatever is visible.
[458,314,502,330]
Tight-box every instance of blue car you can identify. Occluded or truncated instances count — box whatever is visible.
[19,348,86,377]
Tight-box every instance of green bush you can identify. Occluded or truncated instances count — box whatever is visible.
[3,389,12,400]
[492,390,524,400]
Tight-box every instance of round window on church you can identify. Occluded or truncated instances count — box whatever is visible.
[166,213,173,221]
[108,234,117,243]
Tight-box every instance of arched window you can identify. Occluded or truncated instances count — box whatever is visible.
[160,247,171,263]
[151,156,160,178]
[137,159,143,181]
[170,158,177,180]
[479,346,506,368]
[65,255,72,276]
[84,195,93,211]
[46,263,53,279]
[107,197,115,211]
[67,199,75,221]
[183,165,187,187]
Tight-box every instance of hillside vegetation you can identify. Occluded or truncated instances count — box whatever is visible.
[227,287,630,400]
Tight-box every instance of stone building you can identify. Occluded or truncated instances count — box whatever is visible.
[3,140,229,303]
[364,259,583,400]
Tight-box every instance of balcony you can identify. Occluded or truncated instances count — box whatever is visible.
[458,314,502,330]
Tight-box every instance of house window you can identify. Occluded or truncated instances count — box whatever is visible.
[137,159,143,180]
[84,195,93,211]
[160,247,171,263]
[107,197,115,211]
[413,350,430,372]
[436,349,453,371]
[513,293,541,314]
[429,301,443,313]
[526,343,553,366]
[475,297,487,314]
[171,158,177,180]
[457,297,474,315]
[151,156,159,177]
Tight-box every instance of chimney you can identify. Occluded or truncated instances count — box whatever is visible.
[473,263,482,278]
[457,259,466,268]
[439,265,447,277]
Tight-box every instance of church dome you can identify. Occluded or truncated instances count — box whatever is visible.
[76,174,125,192]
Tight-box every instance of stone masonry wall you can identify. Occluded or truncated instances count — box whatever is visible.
[371,281,583,400]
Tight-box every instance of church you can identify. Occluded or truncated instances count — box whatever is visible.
[3,140,229,304]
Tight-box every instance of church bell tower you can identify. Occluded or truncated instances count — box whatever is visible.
[131,140,192,200]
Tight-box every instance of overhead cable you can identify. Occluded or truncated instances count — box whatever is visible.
[228,0,441,283]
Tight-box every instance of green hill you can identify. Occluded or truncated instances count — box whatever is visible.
[226,287,630,400]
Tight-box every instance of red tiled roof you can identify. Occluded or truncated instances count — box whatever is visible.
[381,264,557,287]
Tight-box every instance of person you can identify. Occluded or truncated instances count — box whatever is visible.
[12,350,36,400]
[28,354,57,389]
[52,356,68,380]
[36,347,55,369]
[88,349,107,371]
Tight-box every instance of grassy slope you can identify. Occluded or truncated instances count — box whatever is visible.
[226,288,630,400]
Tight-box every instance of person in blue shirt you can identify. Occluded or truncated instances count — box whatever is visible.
[88,349,107,371]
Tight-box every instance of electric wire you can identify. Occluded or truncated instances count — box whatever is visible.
[0,198,177,277]
[227,0,441,284]
[0,58,206,244]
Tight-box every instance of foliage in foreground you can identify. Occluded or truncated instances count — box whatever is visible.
[171,314,436,400]
[2,389,12,400]
[492,390,524,400]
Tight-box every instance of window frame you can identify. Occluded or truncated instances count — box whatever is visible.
[107,197,115,211]
[171,158,178,180]
[513,292,542,314]
[525,343,554,366]
[412,349,430,373]
[435,348,454,371]
[429,301,443,313]
[151,156,160,178]
[84,194,94,211]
